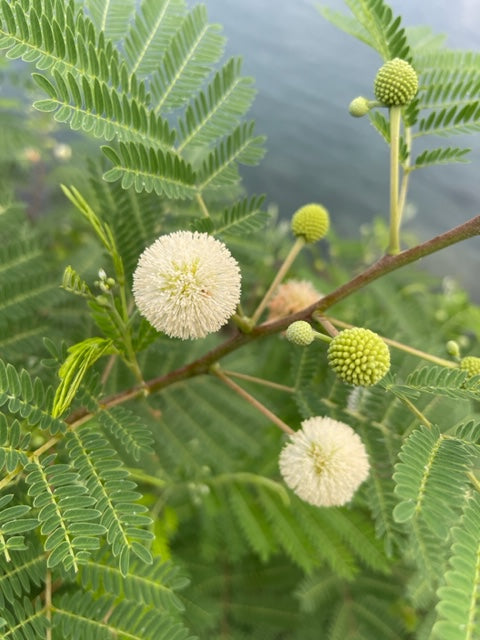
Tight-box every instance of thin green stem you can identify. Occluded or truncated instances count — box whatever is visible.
[220,369,295,393]
[399,395,433,428]
[128,468,166,489]
[398,126,412,222]
[106,297,146,386]
[211,472,290,504]
[250,237,305,325]
[468,471,480,493]
[46,570,52,640]
[313,315,339,337]
[388,106,402,254]
[196,193,211,218]
[312,331,333,344]
[211,365,294,435]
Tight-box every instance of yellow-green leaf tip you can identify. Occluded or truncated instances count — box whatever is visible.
[460,356,480,378]
[291,204,330,243]
[285,321,315,346]
[327,327,390,386]
[374,58,418,107]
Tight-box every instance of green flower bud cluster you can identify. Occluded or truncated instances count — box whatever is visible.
[374,58,418,107]
[460,356,480,378]
[327,327,390,386]
[291,204,330,243]
[95,268,116,293]
[285,321,315,346]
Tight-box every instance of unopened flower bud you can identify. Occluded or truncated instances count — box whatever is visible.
[286,321,315,346]
[446,340,460,358]
[328,327,390,386]
[349,96,374,117]
[291,204,330,243]
[374,58,418,107]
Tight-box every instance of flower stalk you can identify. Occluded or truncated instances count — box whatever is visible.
[388,105,402,254]
[250,237,305,324]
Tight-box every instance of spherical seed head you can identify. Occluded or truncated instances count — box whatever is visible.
[291,204,330,243]
[133,231,241,340]
[279,415,370,507]
[374,58,418,107]
[327,327,390,386]
[460,356,480,378]
[286,321,315,346]
[349,96,372,117]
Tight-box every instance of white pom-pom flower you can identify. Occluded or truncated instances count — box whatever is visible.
[133,231,241,340]
[279,416,370,507]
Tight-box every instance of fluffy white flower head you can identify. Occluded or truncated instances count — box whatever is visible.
[279,416,370,507]
[133,231,241,340]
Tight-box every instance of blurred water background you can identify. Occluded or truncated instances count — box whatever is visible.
[205,0,480,297]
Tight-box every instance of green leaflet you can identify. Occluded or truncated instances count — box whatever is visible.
[52,337,116,418]
[434,493,480,640]
[318,0,411,62]
[393,425,473,539]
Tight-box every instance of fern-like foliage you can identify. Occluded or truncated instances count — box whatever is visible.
[191,194,268,237]
[0,202,66,363]
[178,56,256,151]
[53,589,194,640]
[24,454,105,571]
[0,494,38,559]
[0,359,65,434]
[296,571,406,640]
[318,0,411,62]
[433,493,480,640]
[123,0,186,78]
[86,0,136,45]
[0,542,46,608]
[32,71,176,148]
[64,423,153,575]
[1,595,49,640]
[102,141,197,198]
[97,406,154,462]
[393,425,473,538]
[0,415,29,474]
[0,0,263,203]
[150,4,225,114]
[196,121,265,191]
[79,553,189,613]
[386,365,480,401]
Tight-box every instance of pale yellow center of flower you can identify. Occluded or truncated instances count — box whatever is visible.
[161,259,211,299]
[309,442,337,475]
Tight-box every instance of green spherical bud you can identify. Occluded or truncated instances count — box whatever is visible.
[446,340,460,358]
[349,96,372,117]
[291,204,330,243]
[286,321,315,346]
[327,327,390,386]
[460,356,480,378]
[374,58,418,107]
